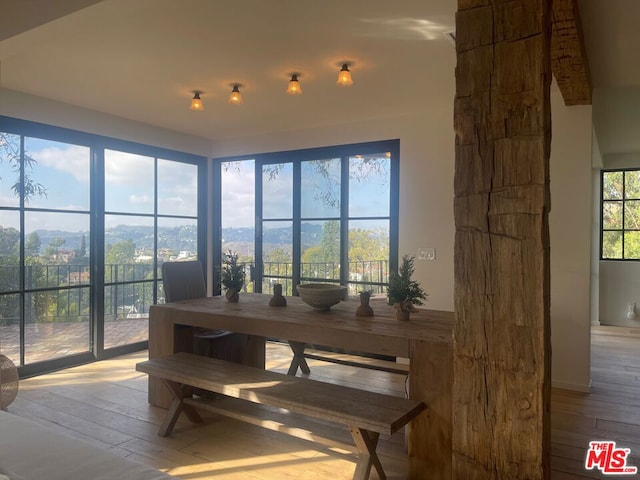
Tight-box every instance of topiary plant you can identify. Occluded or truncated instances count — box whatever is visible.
[220,250,245,301]
[387,254,427,314]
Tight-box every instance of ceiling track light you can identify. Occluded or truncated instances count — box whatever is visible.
[190,91,204,111]
[287,74,302,95]
[229,84,243,105]
[337,63,353,87]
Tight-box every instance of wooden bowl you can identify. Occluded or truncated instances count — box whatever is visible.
[296,283,347,311]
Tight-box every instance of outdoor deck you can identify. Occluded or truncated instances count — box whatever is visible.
[0,318,149,365]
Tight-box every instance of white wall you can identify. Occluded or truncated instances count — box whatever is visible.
[211,106,457,312]
[599,151,640,327]
[549,90,593,391]
[591,129,603,326]
[604,151,640,169]
[600,262,640,326]
[0,88,211,156]
[590,171,601,327]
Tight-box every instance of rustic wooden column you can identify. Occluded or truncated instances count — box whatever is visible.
[453,0,552,478]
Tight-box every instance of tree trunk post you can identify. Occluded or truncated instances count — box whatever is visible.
[453,0,552,478]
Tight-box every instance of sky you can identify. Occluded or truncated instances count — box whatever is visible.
[0,136,198,233]
[221,156,391,229]
[1,136,391,236]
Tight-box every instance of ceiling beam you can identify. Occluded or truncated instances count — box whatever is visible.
[551,0,592,106]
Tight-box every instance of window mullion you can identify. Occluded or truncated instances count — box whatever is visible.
[292,161,301,290]
[92,145,105,358]
[255,159,264,293]
[153,157,159,303]
[340,156,349,287]
[622,172,626,259]
[211,160,221,295]
[599,170,605,259]
[19,135,26,367]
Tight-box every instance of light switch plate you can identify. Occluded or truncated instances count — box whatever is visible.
[418,247,436,260]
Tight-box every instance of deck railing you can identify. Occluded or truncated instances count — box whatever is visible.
[0,259,389,325]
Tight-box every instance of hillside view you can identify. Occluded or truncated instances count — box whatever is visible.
[0,221,388,265]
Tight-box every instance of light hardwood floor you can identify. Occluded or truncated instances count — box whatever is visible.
[551,326,640,479]
[7,326,640,479]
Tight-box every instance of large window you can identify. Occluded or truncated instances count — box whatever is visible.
[0,135,91,368]
[104,151,200,350]
[602,169,640,260]
[0,117,205,376]
[217,140,399,296]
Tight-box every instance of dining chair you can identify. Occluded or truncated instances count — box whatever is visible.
[161,260,243,361]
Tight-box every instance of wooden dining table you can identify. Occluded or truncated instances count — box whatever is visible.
[147,294,453,478]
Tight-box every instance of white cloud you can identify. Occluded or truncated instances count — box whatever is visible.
[105,150,154,186]
[158,162,198,216]
[0,194,19,208]
[129,194,152,204]
[31,145,90,183]
[221,162,255,227]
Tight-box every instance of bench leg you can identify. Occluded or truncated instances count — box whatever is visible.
[349,426,385,480]
[158,380,202,437]
[287,341,311,375]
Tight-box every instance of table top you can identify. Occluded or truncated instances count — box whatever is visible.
[151,294,453,357]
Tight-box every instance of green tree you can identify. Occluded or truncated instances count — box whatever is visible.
[76,234,87,257]
[44,237,66,258]
[0,226,20,257]
[106,239,136,265]
[0,132,47,201]
[0,226,20,296]
[349,227,388,262]
[71,234,89,265]
[264,246,291,264]
[0,133,47,326]
[25,231,42,257]
[302,221,340,279]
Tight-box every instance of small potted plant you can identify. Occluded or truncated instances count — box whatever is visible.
[220,250,245,302]
[387,254,427,320]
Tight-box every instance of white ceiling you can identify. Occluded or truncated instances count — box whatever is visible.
[1,0,639,156]
[0,0,457,143]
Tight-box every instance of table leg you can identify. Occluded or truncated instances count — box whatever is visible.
[148,306,181,408]
[148,307,267,408]
[287,340,311,375]
[408,338,452,478]
[243,335,266,369]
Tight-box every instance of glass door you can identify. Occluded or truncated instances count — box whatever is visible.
[103,151,200,350]
[0,133,91,368]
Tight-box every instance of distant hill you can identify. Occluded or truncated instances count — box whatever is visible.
[223,223,323,245]
[23,222,326,254]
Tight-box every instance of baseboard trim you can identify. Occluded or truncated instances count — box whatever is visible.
[552,379,592,393]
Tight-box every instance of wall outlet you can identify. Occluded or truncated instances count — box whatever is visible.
[418,247,436,260]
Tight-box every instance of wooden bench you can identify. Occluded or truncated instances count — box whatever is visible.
[136,352,425,480]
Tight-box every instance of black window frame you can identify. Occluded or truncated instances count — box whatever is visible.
[600,168,640,261]
[0,115,207,377]
[214,139,400,295]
